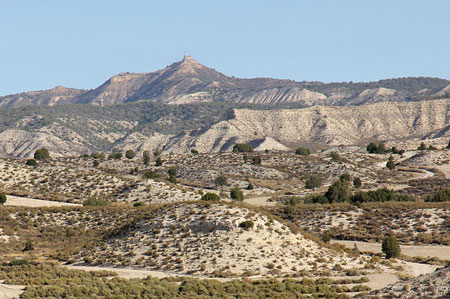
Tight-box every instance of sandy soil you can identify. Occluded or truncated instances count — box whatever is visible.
[0,282,24,299]
[65,265,195,279]
[331,240,450,259]
[4,195,82,208]
[244,196,276,207]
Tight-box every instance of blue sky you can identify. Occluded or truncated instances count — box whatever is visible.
[1,1,450,95]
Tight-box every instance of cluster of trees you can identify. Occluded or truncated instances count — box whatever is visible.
[425,188,450,202]
[417,142,438,151]
[305,174,413,204]
[367,142,405,156]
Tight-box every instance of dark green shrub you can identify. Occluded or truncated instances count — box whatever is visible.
[0,193,6,205]
[247,183,254,190]
[238,220,254,229]
[201,193,220,201]
[321,234,331,243]
[230,187,244,201]
[34,148,50,160]
[133,201,145,207]
[295,147,310,156]
[155,157,163,166]
[143,170,161,180]
[382,236,401,258]
[386,156,395,170]
[125,149,136,159]
[143,151,150,165]
[214,175,228,187]
[93,160,100,167]
[339,173,351,182]
[169,175,177,184]
[168,168,177,177]
[191,149,199,154]
[26,159,37,166]
[233,143,253,153]
[353,177,362,188]
[252,156,261,165]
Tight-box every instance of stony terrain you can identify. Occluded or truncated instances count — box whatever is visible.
[76,202,370,277]
[364,264,450,298]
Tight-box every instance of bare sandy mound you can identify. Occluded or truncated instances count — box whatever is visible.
[76,202,368,277]
[364,264,450,298]
[0,282,24,299]
[4,195,81,208]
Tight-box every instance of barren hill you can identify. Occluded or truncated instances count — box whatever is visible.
[1,56,449,108]
[76,202,367,277]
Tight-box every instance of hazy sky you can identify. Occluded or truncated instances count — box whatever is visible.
[1,1,450,95]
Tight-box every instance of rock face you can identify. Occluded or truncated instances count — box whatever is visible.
[1,56,449,108]
[3,98,450,157]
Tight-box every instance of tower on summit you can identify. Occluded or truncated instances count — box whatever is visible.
[183,51,193,61]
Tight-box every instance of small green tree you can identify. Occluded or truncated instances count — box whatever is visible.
[305,174,324,191]
[112,152,122,159]
[238,220,254,229]
[168,175,177,184]
[34,148,50,160]
[0,193,6,205]
[168,168,177,177]
[367,143,378,154]
[398,149,405,157]
[295,147,311,156]
[191,148,199,154]
[93,160,100,167]
[252,155,262,165]
[386,156,395,170]
[418,142,427,150]
[26,159,37,166]
[214,174,228,187]
[155,157,163,166]
[125,149,136,159]
[353,177,362,188]
[143,151,150,165]
[382,236,401,258]
[377,142,386,153]
[201,193,220,201]
[447,140,450,149]
[247,183,254,190]
[325,179,350,203]
[230,187,244,201]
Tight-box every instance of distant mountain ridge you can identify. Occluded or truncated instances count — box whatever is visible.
[1,55,449,108]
